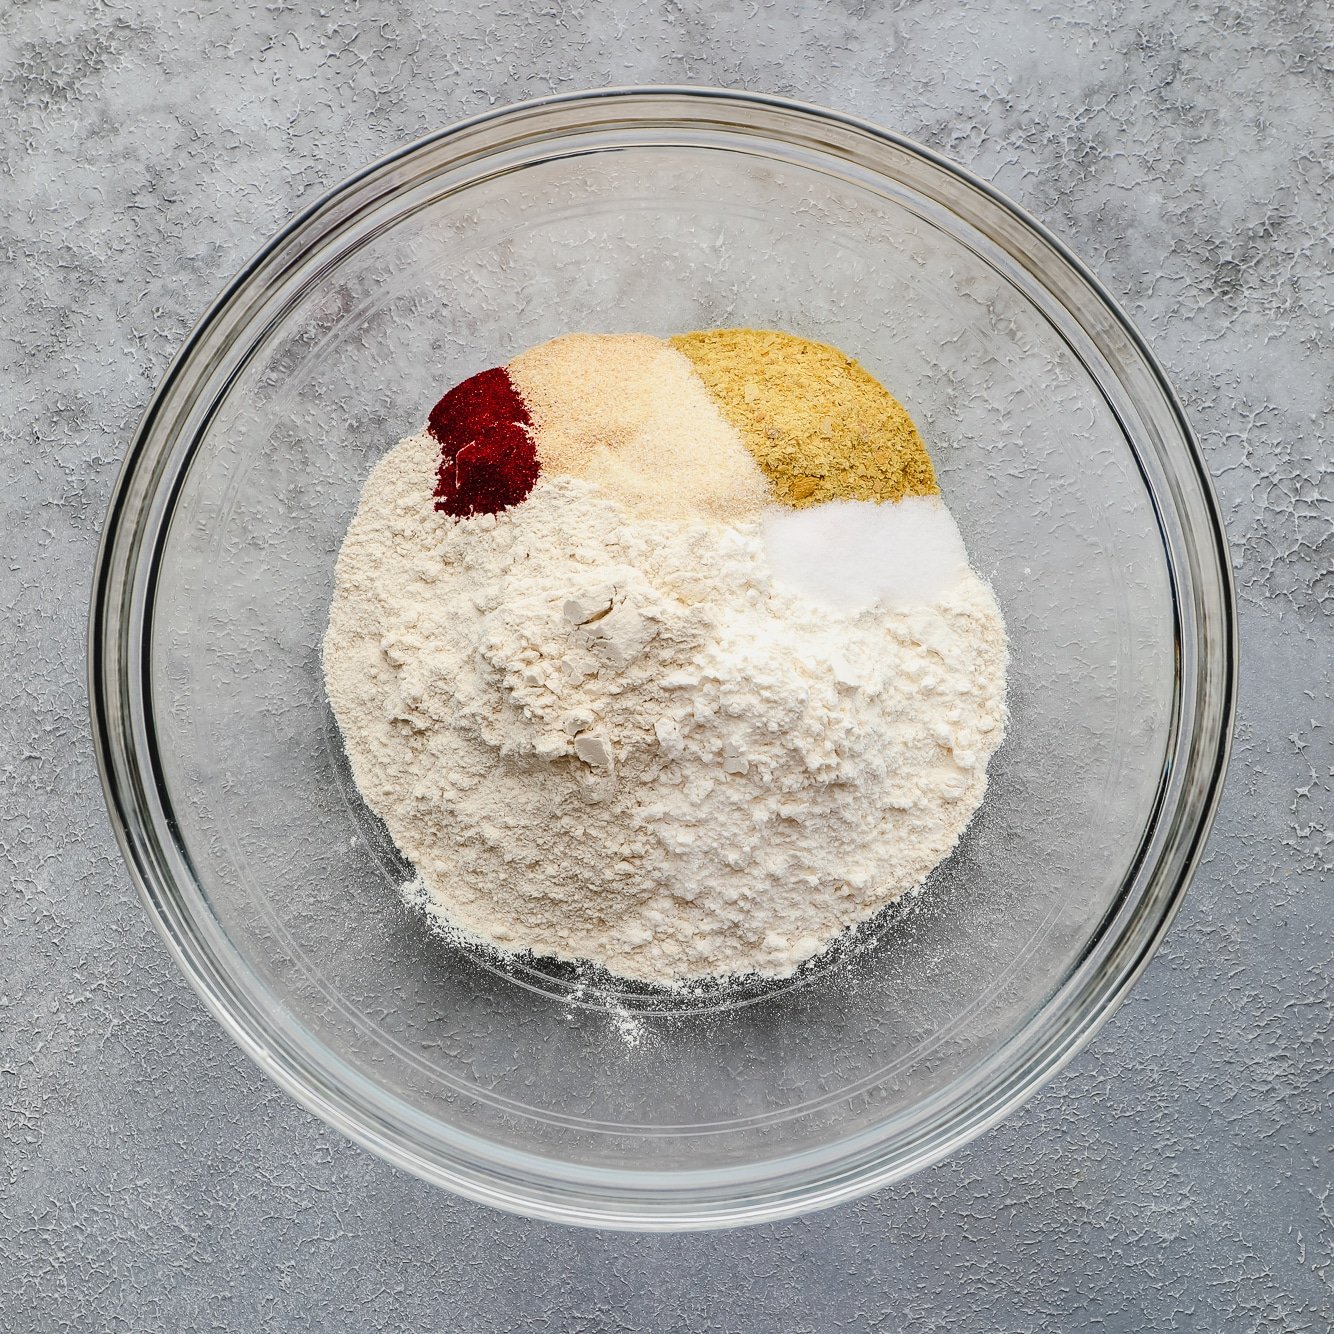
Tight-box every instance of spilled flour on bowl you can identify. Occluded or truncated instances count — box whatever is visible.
[324,343,1009,986]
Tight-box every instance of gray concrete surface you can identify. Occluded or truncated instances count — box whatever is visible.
[2,1,1330,1330]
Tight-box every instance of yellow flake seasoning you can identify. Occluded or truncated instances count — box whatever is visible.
[670,328,939,508]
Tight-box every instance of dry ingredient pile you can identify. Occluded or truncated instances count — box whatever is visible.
[324,329,1008,985]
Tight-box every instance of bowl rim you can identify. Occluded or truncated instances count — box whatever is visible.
[89,84,1238,1230]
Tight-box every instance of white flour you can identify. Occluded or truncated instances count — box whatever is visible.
[324,432,1008,985]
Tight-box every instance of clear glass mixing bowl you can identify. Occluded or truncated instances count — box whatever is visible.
[90,89,1236,1229]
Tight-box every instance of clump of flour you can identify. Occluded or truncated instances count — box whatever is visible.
[323,432,1008,985]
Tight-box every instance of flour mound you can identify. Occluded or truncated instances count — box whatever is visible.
[323,433,1008,984]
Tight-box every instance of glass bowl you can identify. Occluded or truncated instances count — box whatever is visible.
[90,88,1236,1230]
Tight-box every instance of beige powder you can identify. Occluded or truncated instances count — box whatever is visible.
[507,333,771,523]
[323,433,1009,984]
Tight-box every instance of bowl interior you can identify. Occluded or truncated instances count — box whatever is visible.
[128,98,1188,1218]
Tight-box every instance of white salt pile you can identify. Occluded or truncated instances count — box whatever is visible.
[761,496,973,612]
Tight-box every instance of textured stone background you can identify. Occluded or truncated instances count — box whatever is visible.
[2,1,1330,1329]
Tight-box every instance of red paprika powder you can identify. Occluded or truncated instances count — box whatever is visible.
[428,367,540,517]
